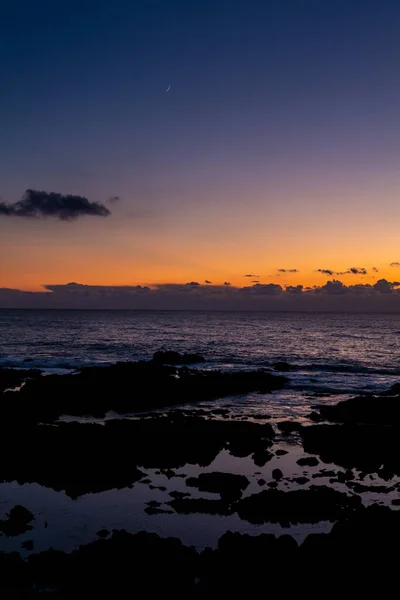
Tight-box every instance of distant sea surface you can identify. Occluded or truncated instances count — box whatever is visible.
[1,310,400,405]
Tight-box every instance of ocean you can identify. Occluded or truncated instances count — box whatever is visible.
[1,309,399,400]
[1,309,399,555]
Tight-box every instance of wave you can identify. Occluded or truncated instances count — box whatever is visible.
[0,357,112,371]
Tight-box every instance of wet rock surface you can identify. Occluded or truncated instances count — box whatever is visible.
[2,507,400,595]
[234,486,362,524]
[0,414,275,496]
[1,361,287,423]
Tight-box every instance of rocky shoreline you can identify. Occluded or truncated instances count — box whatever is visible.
[0,353,399,594]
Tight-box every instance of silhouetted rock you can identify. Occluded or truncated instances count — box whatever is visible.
[144,506,173,515]
[292,477,310,485]
[272,468,283,480]
[186,472,250,500]
[0,414,275,495]
[258,478,266,486]
[0,367,42,393]
[277,421,303,435]
[300,422,400,475]
[297,456,319,467]
[168,491,190,499]
[271,362,294,372]
[252,449,273,467]
[4,361,287,423]
[96,529,110,538]
[312,395,400,426]
[275,449,288,456]
[152,351,206,364]
[234,486,362,524]
[0,505,34,536]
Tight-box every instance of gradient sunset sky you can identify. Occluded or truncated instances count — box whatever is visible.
[2,0,400,293]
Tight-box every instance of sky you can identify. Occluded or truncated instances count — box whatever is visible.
[1,0,400,309]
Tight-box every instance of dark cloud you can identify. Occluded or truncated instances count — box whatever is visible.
[0,189,110,220]
[107,196,121,204]
[224,281,231,286]
[278,268,298,273]
[316,269,334,276]
[205,280,212,284]
[348,267,367,275]
[372,267,379,272]
[243,273,259,277]
[242,283,282,295]
[373,279,393,294]
[390,262,400,267]
[2,278,400,310]
[251,280,260,283]
[320,280,347,295]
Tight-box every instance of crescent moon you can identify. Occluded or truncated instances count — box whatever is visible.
[166,85,171,92]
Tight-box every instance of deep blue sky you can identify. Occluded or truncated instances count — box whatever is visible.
[2,0,400,292]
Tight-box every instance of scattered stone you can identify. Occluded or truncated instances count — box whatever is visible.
[0,506,34,537]
[296,456,319,467]
[168,491,190,499]
[272,469,283,481]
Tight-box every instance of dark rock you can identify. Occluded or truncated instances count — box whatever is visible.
[144,506,173,515]
[300,422,400,475]
[0,505,34,537]
[186,472,249,500]
[275,449,288,456]
[252,449,273,467]
[272,469,283,481]
[296,456,319,467]
[0,415,274,496]
[168,491,190,499]
[4,361,287,423]
[0,367,42,393]
[311,469,338,479]
[146,500,162,507]
[277,421,303,435]
[234,486,362,524]
[96,529,110,538]
[313,395,400,426]
[392,499,400,506]
[267,481,278,488]
[271,362,294,372]
[258,479,266,486]
[152,351,206,365]
[251,413,271,420]
[293,477,309,485]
